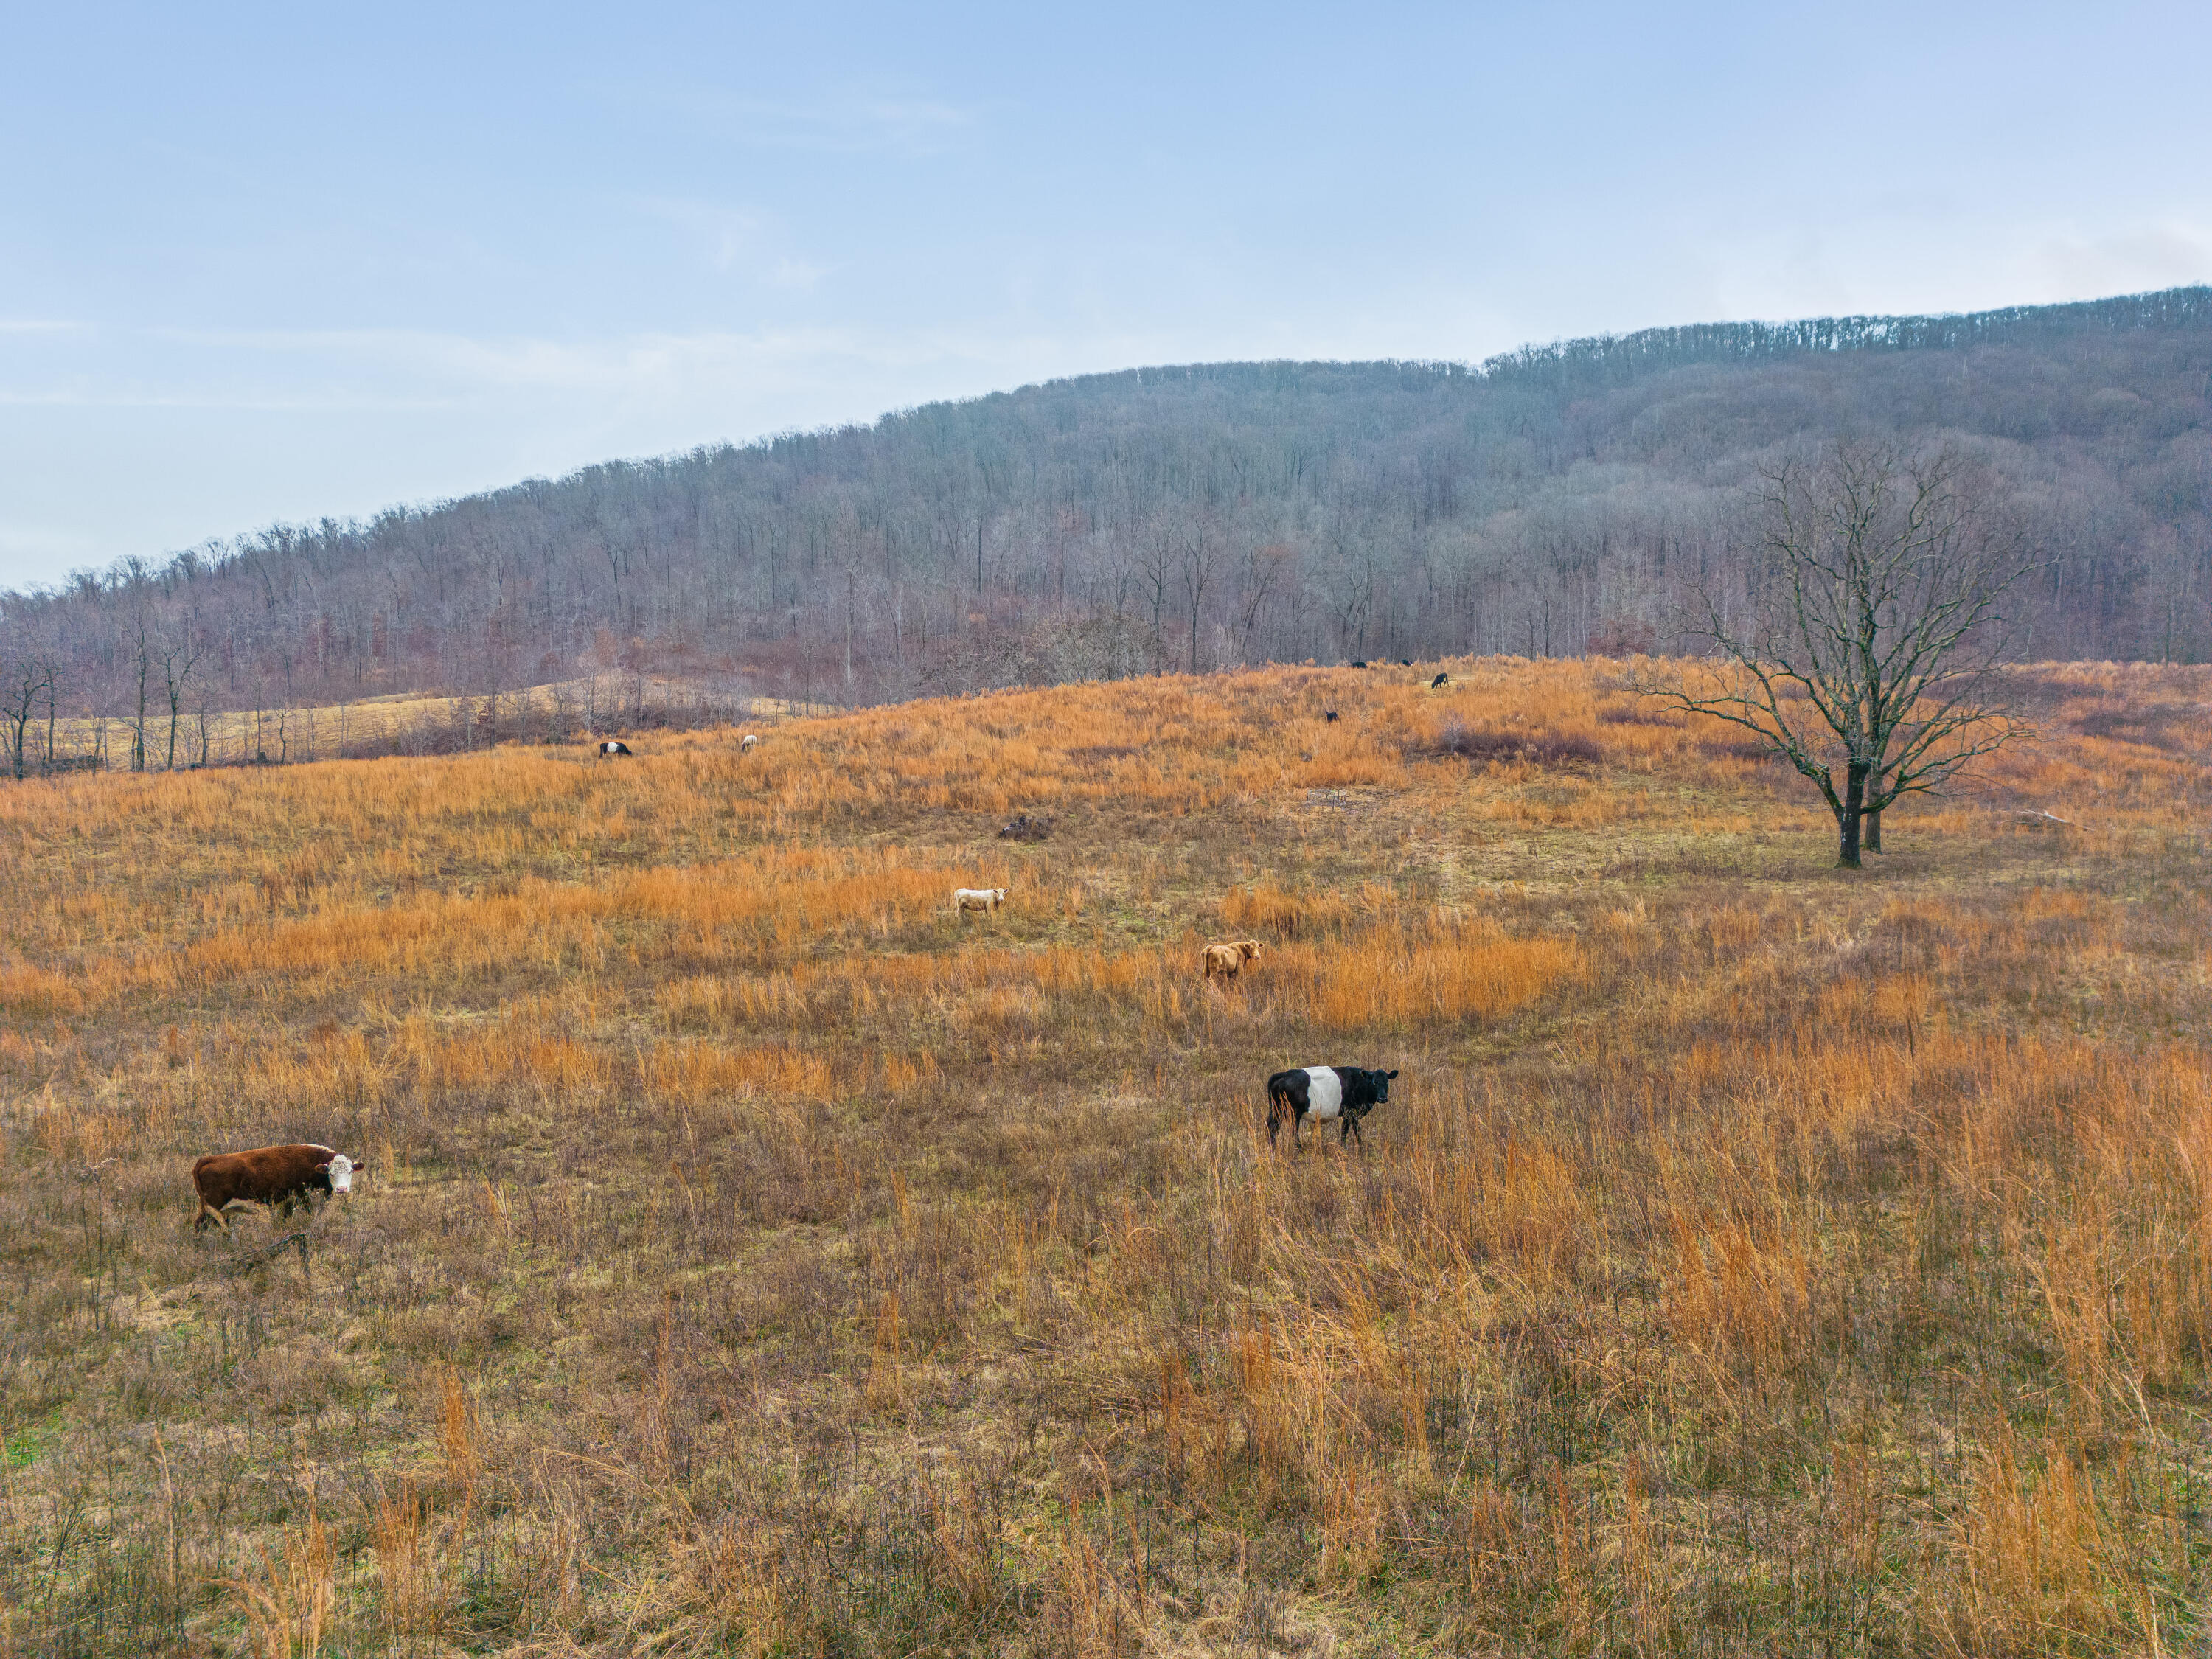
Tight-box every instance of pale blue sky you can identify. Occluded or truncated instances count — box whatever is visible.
[4,1,2208,588]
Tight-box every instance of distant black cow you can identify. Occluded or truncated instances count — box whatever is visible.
[192,1144,366,1232]
[598,740,632,757]
[1430,672,1450,689]
[1324,709,1339,723]
[1349,659,1369,669]
[1398,658,1414,667]
[1266,1066,1398,1150]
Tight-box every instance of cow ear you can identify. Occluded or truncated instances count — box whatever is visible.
[313,1160,333,1173]
[1386,1070,1399,1079]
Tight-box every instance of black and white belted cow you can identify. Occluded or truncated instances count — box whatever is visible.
[1266,1066,1398,1150]
[598,740,632,757]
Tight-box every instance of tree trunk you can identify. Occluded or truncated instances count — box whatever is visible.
[1863,807,1882,852]
[1837,760,1868,868]
[131,663,148,772]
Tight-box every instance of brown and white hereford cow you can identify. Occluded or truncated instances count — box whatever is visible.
[1202,939,1264,983]
[192,1144,366,1232]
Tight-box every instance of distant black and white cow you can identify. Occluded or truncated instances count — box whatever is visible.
[598,740,632,757]
[1429,672,1449,689]
[740,734,759,752]
[1266,1066,1399,1150]
[192,1144,366,1231]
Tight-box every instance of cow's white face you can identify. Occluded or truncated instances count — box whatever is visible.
[324,1153,355,1193]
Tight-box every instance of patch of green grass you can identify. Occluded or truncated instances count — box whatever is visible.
[4,1418,54,1469]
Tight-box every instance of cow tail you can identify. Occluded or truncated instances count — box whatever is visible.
[1266,1079,1288,1144]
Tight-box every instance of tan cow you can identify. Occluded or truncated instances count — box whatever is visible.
[1203,939,1265,982]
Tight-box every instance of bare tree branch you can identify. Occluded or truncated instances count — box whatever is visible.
[1640,442,2042,866]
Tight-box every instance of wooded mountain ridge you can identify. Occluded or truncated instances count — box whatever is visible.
[3,285,2208,754]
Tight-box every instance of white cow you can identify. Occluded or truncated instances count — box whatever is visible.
[953,888,1009,916]
[740,734,759,751]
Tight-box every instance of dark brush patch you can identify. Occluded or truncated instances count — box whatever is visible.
[1421,724,1604,767]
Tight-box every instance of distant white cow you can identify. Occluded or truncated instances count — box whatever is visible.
[953,888,1009,916]
[740,734,759,752]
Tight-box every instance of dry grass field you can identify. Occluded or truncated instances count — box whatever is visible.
[33,674,816,773]
[3,656,2211,1657]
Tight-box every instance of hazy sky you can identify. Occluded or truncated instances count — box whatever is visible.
[4,1,2208,589]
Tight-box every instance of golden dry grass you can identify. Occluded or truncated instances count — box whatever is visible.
[2,655,2211,1655]
[37,672,821,772]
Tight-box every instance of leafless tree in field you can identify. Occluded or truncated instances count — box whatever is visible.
[160,621,204,770]
[125,612,153,771]
[1644,442,2041,868]
[190,697,215,768]
[1,633,53,781]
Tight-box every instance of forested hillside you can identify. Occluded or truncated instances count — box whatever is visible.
[4,287,2208,751]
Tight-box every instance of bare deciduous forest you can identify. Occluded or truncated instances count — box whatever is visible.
[2,288,2208,757]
